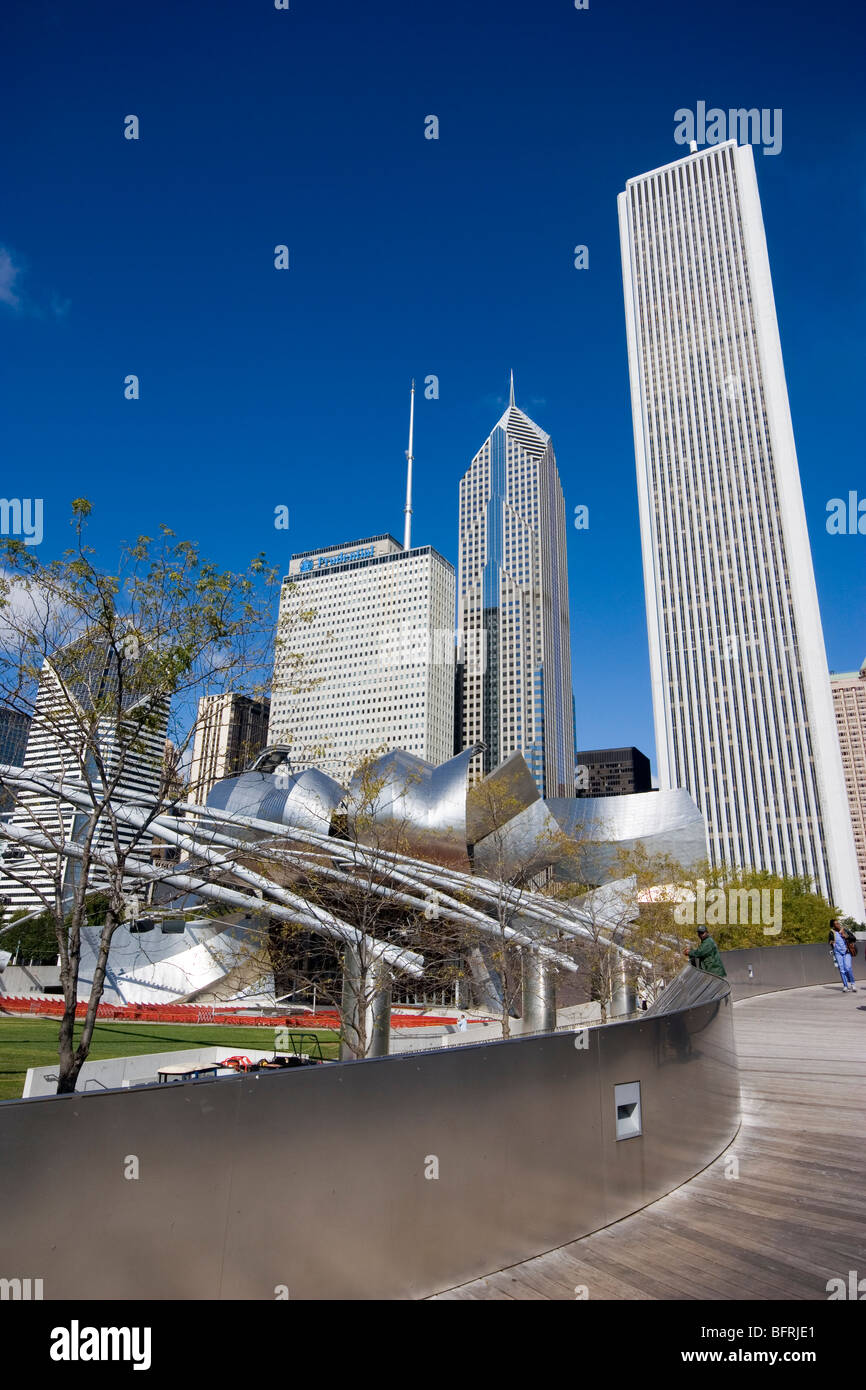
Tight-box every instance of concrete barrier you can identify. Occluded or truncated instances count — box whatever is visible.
[22,1045,280,1097]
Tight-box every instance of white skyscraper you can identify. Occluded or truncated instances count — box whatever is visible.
[619,139,863,917]
[268,535,456,784]
[458,382,575,797]
[0,640,169,913]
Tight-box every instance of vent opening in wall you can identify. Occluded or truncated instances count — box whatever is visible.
[615,1081,642,1140]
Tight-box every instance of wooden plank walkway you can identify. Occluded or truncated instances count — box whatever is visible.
[432,983,866,1300]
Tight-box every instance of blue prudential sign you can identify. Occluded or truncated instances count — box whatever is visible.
[299,545,375,573]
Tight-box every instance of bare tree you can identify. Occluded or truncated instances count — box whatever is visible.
[612,845,695,1003]
[534,826,626,1022]
[179,751,423,1057]
[0,500,314,1092]
[463,773,568,1037]
[547,844,700,1016]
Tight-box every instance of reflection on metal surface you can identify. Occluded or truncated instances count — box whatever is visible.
[0,748,707,1012]
[207,765,344,839]
[0,970,740,1300]
[722,941,840,999]
[472,798,563,881]
[465,750,540,845]
[646,963,731,1016]
[347,745,483,868]
[546,787,708,885]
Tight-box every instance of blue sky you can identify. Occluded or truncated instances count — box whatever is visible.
[1,0,864,775]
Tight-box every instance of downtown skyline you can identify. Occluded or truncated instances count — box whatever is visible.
[1,0,863,784]
[4,3,866,1333]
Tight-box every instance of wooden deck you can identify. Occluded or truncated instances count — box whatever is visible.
[432,983,866,1300]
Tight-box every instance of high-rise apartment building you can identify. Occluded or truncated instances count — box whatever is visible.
[0,639,169,912]
[268,535,455,785]
[576,746,652,798]
[831,661,866,913]
[188,694,270,805]
[619,139,863,917]
[0,708,31,817]
[458,382,575,797]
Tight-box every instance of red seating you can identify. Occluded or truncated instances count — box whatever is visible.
[1,992,492,1028]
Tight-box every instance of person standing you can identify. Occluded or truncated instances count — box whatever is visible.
[829,919,857,992]
[685,926,727,978]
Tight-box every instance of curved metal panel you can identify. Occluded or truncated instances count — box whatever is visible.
[723,941,841,999]
[346,745,479,867]
[472,798,563,880]
[647,963,731,1015]
[207,767,343,838]
[465,751,540,845]
[0,976,739,1300]
[75,920,253,1006]
[546,787,707,884]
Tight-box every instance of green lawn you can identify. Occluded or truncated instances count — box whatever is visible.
[0,1017,340,1101]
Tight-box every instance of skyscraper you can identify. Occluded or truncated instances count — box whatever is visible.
[619,139,863,917]
[831,662,866,912]
[0,708,31,817]
[0,638,169,912]
[189,693,271,806]
[576,746,652,799]
[268,535,455,785]
[458,381,575,797]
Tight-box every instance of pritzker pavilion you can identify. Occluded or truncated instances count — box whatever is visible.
[1,742,705,1037]
[0,744,856,1301]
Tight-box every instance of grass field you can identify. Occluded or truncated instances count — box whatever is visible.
[0,1017,340,1101]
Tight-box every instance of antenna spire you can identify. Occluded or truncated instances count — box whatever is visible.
[509,369,515,407]
[403,380,415,551]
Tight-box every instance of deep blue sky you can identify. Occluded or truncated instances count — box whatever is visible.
[1,0,864,776]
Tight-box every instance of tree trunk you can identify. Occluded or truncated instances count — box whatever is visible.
[56,922,81,1094]
[56,909,118,1094]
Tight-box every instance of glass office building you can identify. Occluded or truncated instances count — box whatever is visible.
[458,384,575,798]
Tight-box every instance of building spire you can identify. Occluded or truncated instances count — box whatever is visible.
[403,380,415,552]
[509,369,515,407]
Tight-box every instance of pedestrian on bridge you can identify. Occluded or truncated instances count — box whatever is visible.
[685,926,727,978]
[829,919,857,992]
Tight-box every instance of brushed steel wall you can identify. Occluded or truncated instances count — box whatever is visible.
[723,941,840,999]
[0,984,739,1300]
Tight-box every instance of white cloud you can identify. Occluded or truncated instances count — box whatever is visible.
[0,245,69,318]
[0,247,21,308]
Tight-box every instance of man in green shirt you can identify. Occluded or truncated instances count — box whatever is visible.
[686,926,727,978]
